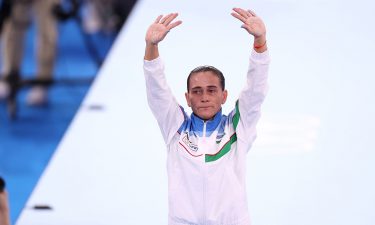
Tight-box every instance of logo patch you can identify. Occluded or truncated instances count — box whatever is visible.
[182,133,198,152]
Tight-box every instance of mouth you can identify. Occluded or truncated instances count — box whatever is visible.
[199,106,212,110]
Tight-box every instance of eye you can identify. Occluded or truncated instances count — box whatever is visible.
[207,88,217,94]
[192,89,203,95]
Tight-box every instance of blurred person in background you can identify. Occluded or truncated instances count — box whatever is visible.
[83,0,136,34]
[0,0,12,34]
[0,0,60,106]
[0,177,10,225]
[0,0,134,106]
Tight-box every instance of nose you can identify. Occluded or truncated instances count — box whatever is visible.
[201,91,210,102]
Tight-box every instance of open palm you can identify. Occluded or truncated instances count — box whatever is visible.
[231,8,266,38]
[145,13,182,45]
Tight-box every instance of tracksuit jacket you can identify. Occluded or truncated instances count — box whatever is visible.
[143,50,270,225]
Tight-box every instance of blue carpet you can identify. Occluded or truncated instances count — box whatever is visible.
[0,18,116,223]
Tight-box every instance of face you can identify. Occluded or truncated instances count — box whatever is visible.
[185,71,228,120]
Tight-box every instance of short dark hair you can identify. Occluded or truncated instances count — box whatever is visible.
[187,66,225,91]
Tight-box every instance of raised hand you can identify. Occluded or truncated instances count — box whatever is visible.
[231,8,267,52]
[231,8,266,39]
[145,13,182,45]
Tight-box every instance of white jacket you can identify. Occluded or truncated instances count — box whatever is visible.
[144,50,270,225]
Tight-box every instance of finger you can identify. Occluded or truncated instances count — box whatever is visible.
[154,15,163,24]
[232,8,249,19]
[231,12,247,24]
[159,13,174,24]
[167,20,182,30]
[241,24,251,31]
[164,13,179,26]
[247,9,257,17]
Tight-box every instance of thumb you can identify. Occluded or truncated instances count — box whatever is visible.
[241,24,250,30]
[241,24,253,34]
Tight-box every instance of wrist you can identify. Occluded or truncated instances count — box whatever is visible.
[254,35,266,46]
[253,35,267,53]
[144,43,160,61]
[254,40,266,49]
[146,40,158,47]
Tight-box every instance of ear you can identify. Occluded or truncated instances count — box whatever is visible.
[222,90,228,104]
[185,92,191,107]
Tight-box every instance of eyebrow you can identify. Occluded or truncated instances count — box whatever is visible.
[191,85,218,90]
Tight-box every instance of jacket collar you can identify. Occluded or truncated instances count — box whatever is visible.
[191,109,222,134]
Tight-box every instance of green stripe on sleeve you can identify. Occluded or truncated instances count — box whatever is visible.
[233,100,240,130]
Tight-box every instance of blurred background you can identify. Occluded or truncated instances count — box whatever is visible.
[0,0,137,222]
[1,0,375,224]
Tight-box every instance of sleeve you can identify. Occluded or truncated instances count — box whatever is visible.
[235,50,270,150]
[143,57,185,145]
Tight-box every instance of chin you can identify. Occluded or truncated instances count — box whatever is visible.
[195,108,215,120]
[199,113,215,120]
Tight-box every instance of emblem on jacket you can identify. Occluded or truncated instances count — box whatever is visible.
[182,133,198,152]
[216,132,225,144]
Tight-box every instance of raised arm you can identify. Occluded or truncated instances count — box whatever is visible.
[229,8,270,148]
[143,13,184,145]
[231,8,267,53]
[144,13,182,60]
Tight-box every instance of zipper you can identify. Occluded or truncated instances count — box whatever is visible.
[202,121,207,225]
[203,121,207,141]
[203,161,207,224]
[203,121,207,224]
